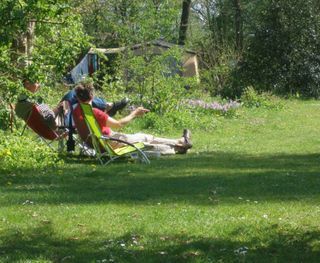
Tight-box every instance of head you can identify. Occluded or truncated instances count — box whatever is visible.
[23,79,40,93]
[75,81,94,103]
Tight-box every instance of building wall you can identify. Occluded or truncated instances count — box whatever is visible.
[131,45,199,79]
[182,54,199,80]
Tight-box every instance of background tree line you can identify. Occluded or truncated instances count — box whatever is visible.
[190,0,320,98]
[1,0,320,110]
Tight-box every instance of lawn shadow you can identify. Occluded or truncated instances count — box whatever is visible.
[1,151,320,206]
[1,224,319,262]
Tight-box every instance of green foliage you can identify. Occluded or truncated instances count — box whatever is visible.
[0,45,23,102]
[241,86,284,109]
[99,45,198,115]
[0,1,89,98]
[237,0,320,97]
[0,131,61,173]
[200,58,233,97]
[33,13,90,85]
[0,1,89,129]
[189,4,240,98]
[190,0,320,98]
[72,0,181,46]
[0,106,11,131]
[126,105,219,135]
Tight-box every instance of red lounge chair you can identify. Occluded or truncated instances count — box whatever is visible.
[22,104,66,151]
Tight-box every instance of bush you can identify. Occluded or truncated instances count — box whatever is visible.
[102,46,198,115]
[237,0,320,97]
[125,110,195,134]
[0,105,11,131]
[125,102,221,135]
[0,131,61,173]
[241,86,284,109]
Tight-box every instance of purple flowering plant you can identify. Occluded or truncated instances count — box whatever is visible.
[184,99,241,116]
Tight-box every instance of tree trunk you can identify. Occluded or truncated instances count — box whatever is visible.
[26,20,36,64]
[178,0,191,45]
[233,0,243,53]
[11,20,35,68]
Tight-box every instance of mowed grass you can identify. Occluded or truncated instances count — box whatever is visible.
[1,99,320,262]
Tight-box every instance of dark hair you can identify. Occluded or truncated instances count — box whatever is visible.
[75,82,94,102]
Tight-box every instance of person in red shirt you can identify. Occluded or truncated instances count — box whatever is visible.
[73,81,192,155]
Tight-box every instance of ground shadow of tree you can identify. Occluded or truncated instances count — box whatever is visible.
[1,151,320,206]
[1,224,320,262]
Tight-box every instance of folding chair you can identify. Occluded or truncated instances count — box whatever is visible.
[21,104,67,152]
[73,103,150,165]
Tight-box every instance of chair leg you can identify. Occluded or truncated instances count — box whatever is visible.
[139,150,151,164]
[58,139,65,152]
[132,148,150,164]
[21,122,28,136]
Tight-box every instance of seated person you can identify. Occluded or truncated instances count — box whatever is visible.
[61,87,129,117]
[15,80,61,130]
[73,81,192,155]
[60,82,129,151]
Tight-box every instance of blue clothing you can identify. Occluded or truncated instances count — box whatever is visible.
[61,89,107,111]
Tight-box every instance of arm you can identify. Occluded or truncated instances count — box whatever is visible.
[106,107,149,129]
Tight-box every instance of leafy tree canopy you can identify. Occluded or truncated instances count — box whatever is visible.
[0,0,89,100]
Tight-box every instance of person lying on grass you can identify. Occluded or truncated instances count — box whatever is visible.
[73,81,192,155]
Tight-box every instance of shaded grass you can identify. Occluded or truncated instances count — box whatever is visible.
[1,99,320,262]
[1,224,320,262]
[1,151,320,206]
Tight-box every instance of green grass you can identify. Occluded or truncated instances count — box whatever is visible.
[1,99,320,262]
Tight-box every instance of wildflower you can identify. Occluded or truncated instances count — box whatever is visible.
[234,246,248,255]
[184,99,240,114]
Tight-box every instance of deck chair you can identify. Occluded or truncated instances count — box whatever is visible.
[21,104,67,152]
[73,103,150,165]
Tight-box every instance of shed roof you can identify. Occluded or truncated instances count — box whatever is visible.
[88,40,197,55]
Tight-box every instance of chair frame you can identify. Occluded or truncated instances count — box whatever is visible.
[77,103,150,165]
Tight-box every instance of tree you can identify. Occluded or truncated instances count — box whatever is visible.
[237,0,320,97]
[189,0,245,96]
[72,0,181,47]
[233,0,243,53]
[179,0,192,45]
[0,0,89,130]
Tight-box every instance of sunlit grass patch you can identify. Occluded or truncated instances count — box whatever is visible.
[1,99,320,262]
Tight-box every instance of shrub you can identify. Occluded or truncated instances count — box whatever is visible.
[241,86,284,109]
[102,46,198,115]
[237,0,320,97]
[0,104,11,131]
[194,39,237,98]
[125,103,219,135]
[0,131,61,173]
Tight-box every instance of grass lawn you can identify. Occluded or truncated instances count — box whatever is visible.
[1,99,320,262]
